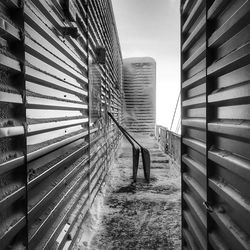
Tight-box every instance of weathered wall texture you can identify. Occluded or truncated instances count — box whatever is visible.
[0,0,122,249]
[123,57,156,134]
[181,0,250,249]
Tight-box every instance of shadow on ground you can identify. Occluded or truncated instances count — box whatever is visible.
[75,135,181,250]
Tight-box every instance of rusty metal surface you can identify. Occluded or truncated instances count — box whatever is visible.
[181,0,250,249]
[0,0,122,249]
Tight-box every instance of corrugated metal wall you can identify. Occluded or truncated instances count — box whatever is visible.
[181,0,250,249]
[0,0,122,249]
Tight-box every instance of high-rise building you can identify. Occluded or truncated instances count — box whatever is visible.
[123,57,156,134]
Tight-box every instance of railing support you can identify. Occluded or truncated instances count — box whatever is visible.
[108,112,150,182]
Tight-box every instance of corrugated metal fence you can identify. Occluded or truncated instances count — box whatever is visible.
[181,0,250,249]
[155,125,180,166]
[0,0,122,249]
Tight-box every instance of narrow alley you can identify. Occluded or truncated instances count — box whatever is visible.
[75,134,181,250]
[1,0,249,249]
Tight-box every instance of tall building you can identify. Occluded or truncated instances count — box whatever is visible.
[123,57,156,134]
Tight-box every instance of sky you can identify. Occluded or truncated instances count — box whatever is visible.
[111,0,181,131]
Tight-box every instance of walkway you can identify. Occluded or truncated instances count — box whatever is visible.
[75,134,181,250]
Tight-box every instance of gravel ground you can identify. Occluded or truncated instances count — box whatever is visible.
[75,135,181,250]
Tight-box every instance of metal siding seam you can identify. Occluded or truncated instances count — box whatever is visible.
[205,1,210,249]
[21,0,29,246]
[180,1,184,248]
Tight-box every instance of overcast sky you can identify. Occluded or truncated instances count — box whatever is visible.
[111,0,181,130]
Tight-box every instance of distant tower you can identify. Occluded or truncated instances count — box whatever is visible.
[123,57,156,134]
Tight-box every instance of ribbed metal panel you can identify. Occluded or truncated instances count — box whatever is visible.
[181,0,207,248]
[181,0,250,249]
[0,1,27,249]
[123,57,156,134]
[0,0,122,249]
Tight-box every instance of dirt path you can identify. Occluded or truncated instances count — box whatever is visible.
[75,135,181,250]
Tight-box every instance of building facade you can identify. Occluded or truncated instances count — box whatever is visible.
[123,57,156,134]
[181,0,250,249]
[0,0,122,249]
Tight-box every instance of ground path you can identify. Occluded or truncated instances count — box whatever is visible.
[75,134,181,250]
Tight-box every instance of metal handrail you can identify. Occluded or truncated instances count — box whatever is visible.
[108,112,150,182]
